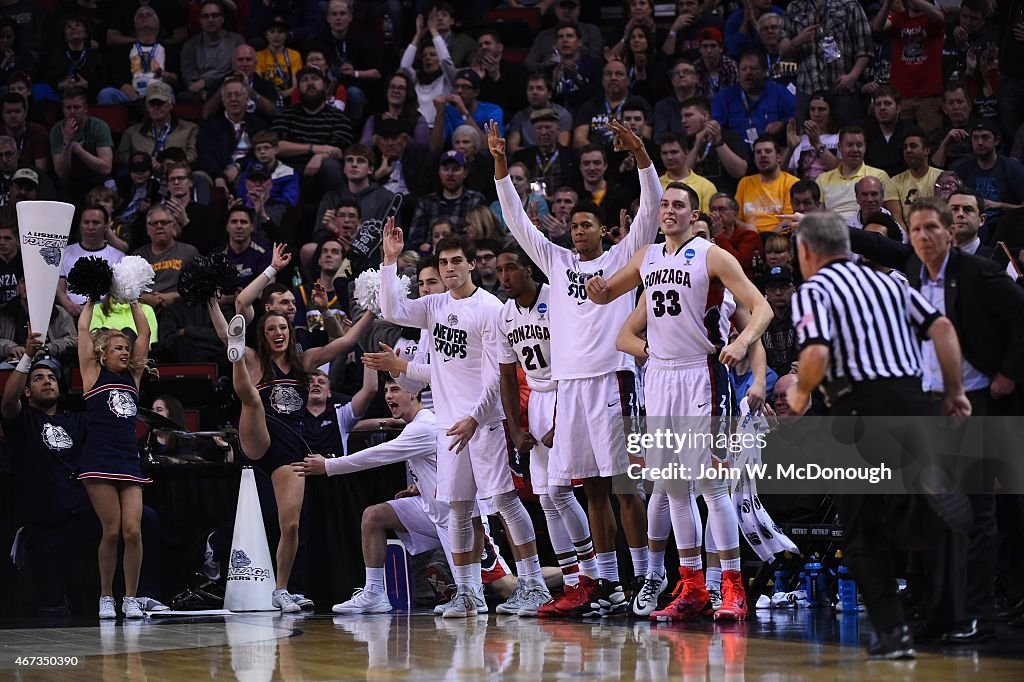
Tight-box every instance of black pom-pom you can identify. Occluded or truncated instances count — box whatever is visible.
[179,253,240,307]
[66,256,113,302]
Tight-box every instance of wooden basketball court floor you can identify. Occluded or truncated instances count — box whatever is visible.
[2,610,1024,681]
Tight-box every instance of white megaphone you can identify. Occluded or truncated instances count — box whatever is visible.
[225,467,278,612]
[16,201,75,344]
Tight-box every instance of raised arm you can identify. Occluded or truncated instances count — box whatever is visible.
[301,310,376,369]
[488,120,559,274]
[128,300,151,383]
[349,364,380,419]
[380,217,430,329]
[1,332,43,419]
[236,243,290,322]
[77,301,100,390]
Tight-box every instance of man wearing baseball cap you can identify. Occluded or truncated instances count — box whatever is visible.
[950,119,1024,241]
[694,27,737,99]
[439,68,504,145]
[407,150,485,252]
[118,80,199,167]
[9,168,39,205]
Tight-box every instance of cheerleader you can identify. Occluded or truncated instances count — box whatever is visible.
[208,249,375,612]
[77,300,152,620]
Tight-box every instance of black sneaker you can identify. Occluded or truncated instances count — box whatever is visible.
[591,579,629,617]
[867,624,916,660]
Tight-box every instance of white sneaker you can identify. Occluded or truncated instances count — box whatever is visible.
[441,588,477,619]
[332,588,392,614]
[708,585,723,612]
[631,572,668,617]
[273,588,300,613]
[495,582,528,615]
[122,596,144,619]
[474,585,488,614]
[226,315,246,363]
[99,596,116,620]
[517,578,553,617]
[291,593,314,609]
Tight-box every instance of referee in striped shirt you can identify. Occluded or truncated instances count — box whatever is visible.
[786,211,972,660]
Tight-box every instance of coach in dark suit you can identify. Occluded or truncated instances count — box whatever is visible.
[849,195,1024,643]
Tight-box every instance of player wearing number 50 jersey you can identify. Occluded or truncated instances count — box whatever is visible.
[489,118,659,616]
[590,182,773,622]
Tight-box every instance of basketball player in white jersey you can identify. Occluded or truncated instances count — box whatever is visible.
[378,223,551,618]
[488,119,661,616]
[588,182,773,621]
[623,286,768,616]
[495,247,596,616]
[388,256,446,410]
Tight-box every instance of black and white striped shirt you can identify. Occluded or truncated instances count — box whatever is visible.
[791,259,940,382]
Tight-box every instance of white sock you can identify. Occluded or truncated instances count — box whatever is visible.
[706,566,722,590]
[596,551,619,582]
[365,567,385,594]
[560,560,581,586]
[681,554,703,571]
[629,546,648,578]
[453,563,477,589]
[648,549,666,578]
[521,554,542,583]
[470,566,483,590]
[721,557,741,572]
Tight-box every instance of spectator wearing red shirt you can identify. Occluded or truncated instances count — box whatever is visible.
[708,192,764,278]
[871,0,946,135]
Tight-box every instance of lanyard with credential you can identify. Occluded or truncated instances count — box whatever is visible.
[152,123,171,152]
[535,148,560,177]
[135,42,157,72]
[66,48,88,77]
[272,48,292,85]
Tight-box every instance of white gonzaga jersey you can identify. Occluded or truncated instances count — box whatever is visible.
[497,283,555,392]
[495,165,663,380]
[639,237,727,361]
[380,264,504,429]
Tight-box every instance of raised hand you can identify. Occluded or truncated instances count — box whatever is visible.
[382,216,404,264]
[312,281,329,310]
[608,117,642,153]
[485,120,505,159]
[271,243,291,271]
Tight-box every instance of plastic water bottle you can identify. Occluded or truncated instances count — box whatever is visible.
[804,561,823,607]
[838,564,858,612]
[773,568,788,595]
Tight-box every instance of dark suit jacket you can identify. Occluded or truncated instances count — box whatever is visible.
[849,228,1024,382]
[196,113,269,181]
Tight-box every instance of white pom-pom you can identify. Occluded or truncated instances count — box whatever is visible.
[353,268,411,316]
[111,256,156,302]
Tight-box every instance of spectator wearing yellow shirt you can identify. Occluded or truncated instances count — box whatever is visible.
[815,126,899,222]
[658,132,716,211]
[90,298,159,348]
[888,128,942,225]
[256,17,302,100]
[735,137,798,232]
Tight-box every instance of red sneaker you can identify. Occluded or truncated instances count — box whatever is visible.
[713,570,748,621]
[650,567,712,621]
[541,575,600,618]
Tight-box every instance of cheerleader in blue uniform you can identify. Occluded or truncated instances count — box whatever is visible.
[77,300,152,620]
[209,247,375,612]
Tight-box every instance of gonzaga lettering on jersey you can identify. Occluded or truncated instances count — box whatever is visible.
[498,283,556,392]
[494,165,663,380]
[639,237,727,361]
